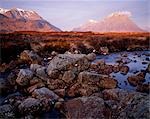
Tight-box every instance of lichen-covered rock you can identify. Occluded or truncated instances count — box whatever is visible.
[16,69,33,86]
[47,54,90,78]
[18,97,42,115]
[32,87,59,100]
[64,96,106,119]
[0,104,15,118]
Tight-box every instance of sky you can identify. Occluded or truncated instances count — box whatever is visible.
[0,0,149,31]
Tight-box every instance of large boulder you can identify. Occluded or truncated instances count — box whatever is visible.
[64,96,106,119]
[16,69,33,86]
[102,89,149,119]
[47,54,90,78]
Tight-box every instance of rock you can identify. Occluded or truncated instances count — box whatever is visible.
[7,72,17,86]
[102,89,149,119]
[0,104,15,118]
[18,97,42,115]
[67,83,81,97]
[29,77,41,85]
[127,72,145,86]
[47,79,66,90]
[100,47,109,55]
[96,60,105,66]
[47,54,90,78]
[0,78,11,94]
[20,50,41,64]
[62,70,76,84]
[30,64,47,77]
[146,63,150,73]
[30,64,41,72]
[16,69,33,86]
[78,71,101,85]
[51,51,58,56]
[113,65,120,73]
[86,53,96,61]
[121,53,128,57]
[64,96,106,119]
[36,67,47,77]
[32,87,59,100]
[99,77,117,89]
[120,65,129,75]
[54,89,65,98]
[136,83,150,93]
[27,82,45,93]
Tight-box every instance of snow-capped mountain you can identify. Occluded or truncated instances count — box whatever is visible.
[0,7,61,32]
[73,11,144,32]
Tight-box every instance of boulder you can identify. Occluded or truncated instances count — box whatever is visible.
[54,89,65,98]
[86,53,96,61]
[127,72,145,86]
[47,79,66,90]
[16,69,33,86]
[30,64,47,77]
[18,97,42,115]
[62,70,76,84]
[47,54,90,78]
[100,47,109,55]
[102,89,149,119]
[64,96,106,119]
[0,104,15,118]
[99,77,117,89]
[20,50,41,64]
[27,82,45,93]
[136,83,150,93]
[32,87,59,100]
[78,71,101,85]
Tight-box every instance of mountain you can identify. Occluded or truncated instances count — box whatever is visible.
[0,8,61,32]
[73,11,144,32]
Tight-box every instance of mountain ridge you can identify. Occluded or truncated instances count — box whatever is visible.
[0,7,61,32]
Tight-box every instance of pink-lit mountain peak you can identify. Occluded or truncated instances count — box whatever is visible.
[73,11,144,32]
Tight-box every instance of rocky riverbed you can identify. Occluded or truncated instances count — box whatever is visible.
[0,50,149,119]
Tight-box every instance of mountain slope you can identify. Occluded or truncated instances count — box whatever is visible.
[0,8,61,32]
[73,12,144,32]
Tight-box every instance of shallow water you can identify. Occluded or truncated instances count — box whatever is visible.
[95,50,150,91]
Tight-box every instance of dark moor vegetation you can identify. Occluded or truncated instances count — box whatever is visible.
[0,31,149,63]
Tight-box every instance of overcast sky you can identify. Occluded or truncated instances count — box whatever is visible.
[0,0,149,31]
